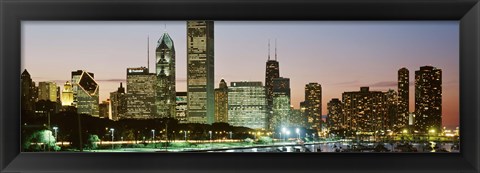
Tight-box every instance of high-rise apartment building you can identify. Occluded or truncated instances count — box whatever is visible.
[327,98,343,132]
[342,87,388,133]
[156,32,176,118]
[397,67,409,132]
[187,20,215,124]
[415,66,442,133]
[228,81,267,129]
[304,83,322,131]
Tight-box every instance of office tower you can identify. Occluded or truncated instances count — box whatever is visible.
[61,81,74,106]
[228,81,267,129]
[71,70,99,117]
[187,20,215,124]
[99,100,110,119]
[304,83,322,131]
[415,66,442,133]
[397,67,409,132]
[214,79,228,123]
[156,32,176,118]
[327,98,343,132]
[342,87,388,133]
[110,83,127,121]
[270,77,291,131]
[21,69,37,114]
[126,67,156,119]
[265,40,280,130]
[175,92,188,123]
[38,81,57,102]
[385,89,398,131]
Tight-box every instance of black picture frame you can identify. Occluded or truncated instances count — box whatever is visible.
[1,0,479,172]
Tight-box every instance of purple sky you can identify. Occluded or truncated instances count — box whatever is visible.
[22,21,459,128]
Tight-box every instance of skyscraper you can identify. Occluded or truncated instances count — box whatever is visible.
[110,83,127,121]
[99,100,110,119]
[305,83,322,131]
[38,81,57,102]
[156,32,176,118]
[71,70,99,117]
[397,67,409,132]
[228,81,267,129]
[175,92,188,123]
[61,81,74,106]
[415,66,442,133]
[214,79,228,123]
[327,98,343,132]
[187,20,215,124]
[265,40,280,130]
[385,89,398,131]
[21,69,37,114]
[270,77,290,131]
[342,87,387,133]
[126,67,156,119]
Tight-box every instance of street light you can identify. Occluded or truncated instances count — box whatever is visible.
[52,126,58,141]
[151,129,155,148]
[209,131,213,148]
[295,128,300,140]
[229,131,232,140]
[110,128,115,150]
[282,127,287,143]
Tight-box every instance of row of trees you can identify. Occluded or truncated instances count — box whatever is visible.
[22,110,258,151]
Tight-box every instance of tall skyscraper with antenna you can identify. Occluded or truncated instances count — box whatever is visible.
[187,21,215,124]
[265,39,280,130]
[155,31,176,118]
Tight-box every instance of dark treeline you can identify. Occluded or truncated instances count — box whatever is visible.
[21,109,256,151]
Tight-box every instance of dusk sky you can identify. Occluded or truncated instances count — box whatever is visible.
[22,21,459,128]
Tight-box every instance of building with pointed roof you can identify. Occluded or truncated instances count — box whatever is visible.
[156,32,176,118]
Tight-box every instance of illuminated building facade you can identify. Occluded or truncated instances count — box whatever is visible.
[175,92,188,123]
[71,70,99,117]
[397,67,409,132]
[385,89,398,131]
[110,83,127,121]
[187,20,215,124]
[327,98,343,132]
[342,87,388,133]
[61,81,74,106]
[214,79,228,123]
[228,81,267,129]
[156,32,176,118]
[270,77,290,130]
[38,81,57,102]
[304,83,322,131]
[126,67,156,119]
[414,66,442,133]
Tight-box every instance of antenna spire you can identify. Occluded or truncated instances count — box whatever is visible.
[275,39,277,61]
[268,39,271,60]
[147,35,150,72]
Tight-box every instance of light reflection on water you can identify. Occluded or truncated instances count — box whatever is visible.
[212,142,459,153]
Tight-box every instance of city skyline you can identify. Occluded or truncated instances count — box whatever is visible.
[22,21,459,128]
